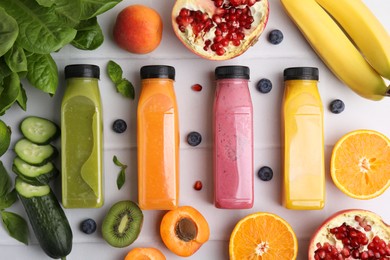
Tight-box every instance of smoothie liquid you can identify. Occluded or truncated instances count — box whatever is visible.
[137,65,179,210]
[282,67,325,210]
[214,66,254,209]
[61,64,103,208]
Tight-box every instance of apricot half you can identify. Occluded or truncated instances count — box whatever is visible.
[160,206,210,257]
[124,247,166,260]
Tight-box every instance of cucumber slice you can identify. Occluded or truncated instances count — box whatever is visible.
[15,178,50,198]
[12,157,59,185]
[14,138,58,166]
[20,116,60,144]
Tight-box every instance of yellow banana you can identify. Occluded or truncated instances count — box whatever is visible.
[280,0,390,101]
[316,0,390,80]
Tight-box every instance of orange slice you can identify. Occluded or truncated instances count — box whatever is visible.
[229,212,298,260]
[331,129,390,199]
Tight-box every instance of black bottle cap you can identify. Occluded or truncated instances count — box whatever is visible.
[140,65,175,80]
[64,64,100,79]
[215,66,250,80]
[283,67,319,81]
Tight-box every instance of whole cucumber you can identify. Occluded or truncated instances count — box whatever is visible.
[15,178,72,259]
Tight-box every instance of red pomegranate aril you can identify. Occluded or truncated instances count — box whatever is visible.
[216,48,225,56]
[351,249,360,258]
[341,248,350,257]
[232,39,241,46]
[213,14,222,24]
[180,8,191,17]
[221,38,229,46]
[248,0,257,6]
[364,225,372,232]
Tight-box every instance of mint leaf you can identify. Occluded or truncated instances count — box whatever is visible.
[1,210,29,245]
[116,79,135,99]
[116,169,126,190]
[113,156,127,190]
[107,60,122,84]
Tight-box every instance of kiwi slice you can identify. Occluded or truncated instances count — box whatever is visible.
[102,200,143,248]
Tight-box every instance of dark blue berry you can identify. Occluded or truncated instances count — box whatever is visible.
[329,99,345,114]
[81,218,97,234]
[256,78,272,93]
[268,29,284,45]
[257,166,273,181]
[187,131,202,146]
[112,119,127,133]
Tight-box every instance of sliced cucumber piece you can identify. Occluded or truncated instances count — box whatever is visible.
[13,157,59,185]
[20,116,60,144]
[15,177,50,198]
[14,139,58,166]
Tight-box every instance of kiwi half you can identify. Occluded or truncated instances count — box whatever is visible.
[102,200,143,248]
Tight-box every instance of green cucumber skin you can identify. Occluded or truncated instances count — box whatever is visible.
[12,159,59,185]
[18,191,73,259]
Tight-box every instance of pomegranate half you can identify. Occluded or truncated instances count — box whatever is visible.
[308,209,390,259]
[172,0,269,60]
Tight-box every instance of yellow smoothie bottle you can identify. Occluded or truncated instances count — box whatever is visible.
[61,64,103,208]
[282,67,325,210]
[137,65,179,210]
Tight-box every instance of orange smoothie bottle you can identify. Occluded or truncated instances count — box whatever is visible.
[137,65,179,210]
[282,67,325,210]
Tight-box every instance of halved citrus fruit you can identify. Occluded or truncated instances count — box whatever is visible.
[229,212,298,260]
[330,129,390,199]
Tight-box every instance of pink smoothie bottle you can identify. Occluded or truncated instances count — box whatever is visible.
[213,66,254,209]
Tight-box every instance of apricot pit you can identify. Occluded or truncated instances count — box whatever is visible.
[160,206,209,257]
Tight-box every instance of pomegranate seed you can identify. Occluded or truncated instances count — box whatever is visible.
[191,84,203,92]
[193,180,203,190]
[179,8,190,17]
[213,14,222,24]
[364,225,372,232]
[216,48,225,56]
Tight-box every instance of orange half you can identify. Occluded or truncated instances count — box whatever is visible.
[229,212,298,260]
[331,129,390,199]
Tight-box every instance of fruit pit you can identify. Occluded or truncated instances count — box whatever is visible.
[175,0,262,56]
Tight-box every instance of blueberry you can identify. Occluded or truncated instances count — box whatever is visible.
[187,131,202,146]
[256,78,272,93]
[257,166,273,181]
[112,119,127,133]
[81,218,97,234]
[329,99,345,114]
[268,29,284,45]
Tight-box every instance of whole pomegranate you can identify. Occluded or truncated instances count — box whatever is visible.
[172,0,269,60]
[309,209,390,260]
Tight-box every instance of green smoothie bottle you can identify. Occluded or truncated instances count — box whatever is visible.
[61,64,103,208]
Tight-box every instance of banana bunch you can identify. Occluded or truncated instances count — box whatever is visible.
[281,0,390,101]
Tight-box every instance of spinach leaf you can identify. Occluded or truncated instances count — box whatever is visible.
[1,210,29,245]
[0,0,77,54]
[26,53,58,94]
[0,7,19,57]
[35,0,55,7]
[72,17,104,50]
[79,0,121,20]
[107,60,123,84]
[0,161,12,198]
[16,84,27,111]
[53,0,81,27]
[0,189,17,210]
[0,59,12,85]
[4,45,27,73]
[0,73,21,115]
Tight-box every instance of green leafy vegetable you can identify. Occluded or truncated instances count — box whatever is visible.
[80,0,122,20]
[0,161,12,198]
[72,17,104,50]
[1,210,29,245]
[0,190,17,210]
[107,60,135,99]
[0,0,122,116]
[113,156,128,190]
[26,53,58,94]
[0,0,77,54]
[4,45,27,73]
[0,7,19,57]
[0,73,21,115]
